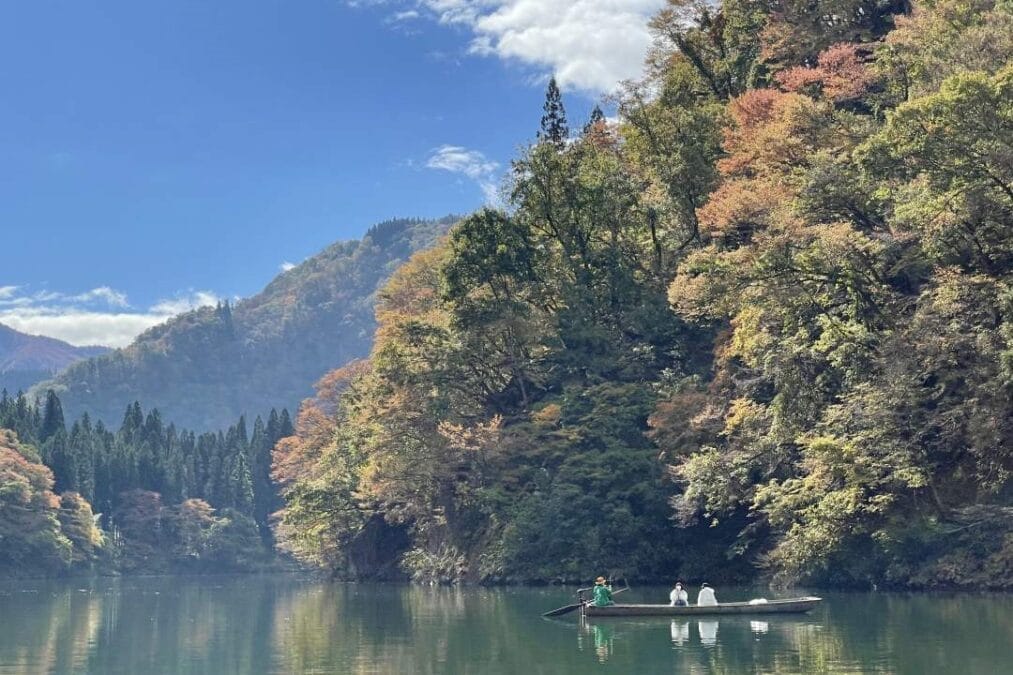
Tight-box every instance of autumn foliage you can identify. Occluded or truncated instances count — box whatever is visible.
[274,0,1013,589]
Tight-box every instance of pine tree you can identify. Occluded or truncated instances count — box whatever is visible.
[45,430,78,493]
[235,415,248,447]
[216,300,236,338]
[40,390,65,442]
[278,409,294,439]
[249,416,271,526]
[266,409,280,441]
[539,76,569,147]
[120,402,144,444]
[583,105,606,135]
[69,418,96,502]
[228,451,255,515]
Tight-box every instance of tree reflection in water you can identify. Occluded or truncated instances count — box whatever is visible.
[0,582,1008,673]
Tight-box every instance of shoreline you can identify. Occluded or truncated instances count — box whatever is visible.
[2,569,1011,594]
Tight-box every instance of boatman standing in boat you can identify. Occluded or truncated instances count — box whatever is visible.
[697,583,717,606]
[591,576,615,606]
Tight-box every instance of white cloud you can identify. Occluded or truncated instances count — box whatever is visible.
[422,0,485,25]
[363,1,664,93]
[478,0,664,93]
[280,261,297,272]
[0,287,222,348]
[148,291,222,317]
[69,286,130,308]
[427,145,498,179]
[0,310,171,350]
[426,144,500,202]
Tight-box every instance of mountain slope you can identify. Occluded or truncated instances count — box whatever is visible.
[36,216,457,429]
[0,324,108,394]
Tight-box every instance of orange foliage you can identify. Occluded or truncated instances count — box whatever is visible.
[272,360,370,487]
[583,120,617,150]
[695,88,821,241]
[777,43,874,102]
[726,88,786,129]
[0,429,57,508]
[718,89,817,178]
[697,178,795,239]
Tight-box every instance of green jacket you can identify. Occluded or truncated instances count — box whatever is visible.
[592,584,614,607]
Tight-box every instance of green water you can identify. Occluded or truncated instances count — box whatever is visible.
[0,576,1009,674]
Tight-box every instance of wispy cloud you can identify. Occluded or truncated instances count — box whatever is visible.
[0,286,222,348]
[68,286,130,308]
[426,144,500,203]
[360,1,664,93]
[148,291,222,317]
[280,261,297,272]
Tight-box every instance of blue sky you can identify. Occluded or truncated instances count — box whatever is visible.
[1,0,663,346]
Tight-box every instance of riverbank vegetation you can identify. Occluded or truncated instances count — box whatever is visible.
[0,389,291,575]
[274,0,1013,589]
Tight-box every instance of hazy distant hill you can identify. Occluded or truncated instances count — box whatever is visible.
[0,324,108,394]
[36,216,457,429]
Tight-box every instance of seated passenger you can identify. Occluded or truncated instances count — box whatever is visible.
[669,582,689,606]
[697,583,717,606]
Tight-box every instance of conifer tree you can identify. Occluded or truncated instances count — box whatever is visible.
[278,409,294,439]
[583,105,606,135]
[539,76,569,147]
[249,416,273,530]
[228,451,255,515]
[266,409,280,441]
[120,402,144,444]
[45,430,77,493]
[40,390,65,442]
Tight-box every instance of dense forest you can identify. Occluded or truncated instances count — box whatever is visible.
[273,0,1013,589]
[35,216,456,430]
[0,389,291,575]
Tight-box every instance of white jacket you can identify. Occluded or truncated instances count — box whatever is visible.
[697,586,717,606]
[669,588,688,606]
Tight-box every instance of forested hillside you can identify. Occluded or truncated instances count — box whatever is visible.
[0,390,291,575]
[0,324,107,395]
[274,0,1013,589]
[36,216,457,430]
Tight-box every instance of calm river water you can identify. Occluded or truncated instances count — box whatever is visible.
[0,576,1008,674]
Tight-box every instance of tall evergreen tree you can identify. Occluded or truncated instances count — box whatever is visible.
[69,418,96,501]
[538,76,569,147]
[582,104,606,135]
[228,451,255,515]
[40,390,65,442]
[45,430,77,493]
[120,402,144,444]
[278,409,294,439]
[249,416,272,528]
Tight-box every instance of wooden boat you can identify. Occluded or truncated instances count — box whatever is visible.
[582,597,822,617]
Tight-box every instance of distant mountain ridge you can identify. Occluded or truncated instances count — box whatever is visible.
[0,324,108,394]
[36,216,457,429]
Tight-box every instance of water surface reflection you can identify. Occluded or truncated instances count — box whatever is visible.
[0,579,1008,674]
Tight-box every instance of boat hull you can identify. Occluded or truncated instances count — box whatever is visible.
[582,597,822,617]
